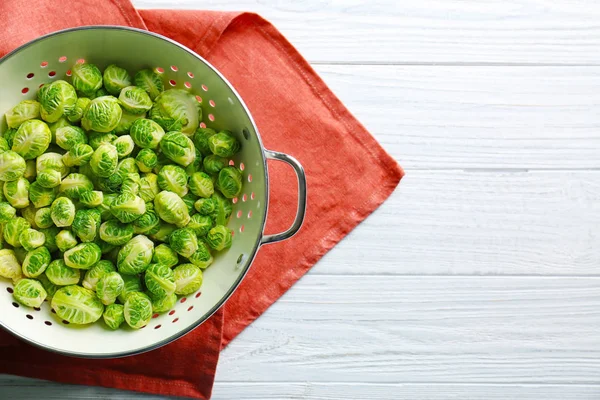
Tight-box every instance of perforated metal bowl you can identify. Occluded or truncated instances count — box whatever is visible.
[0,26,307,358]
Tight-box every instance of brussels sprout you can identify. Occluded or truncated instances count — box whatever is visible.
[193,127,217,157]
[96,271,124,305]
[51,197,76,227]
[150,222,177,243]
[189,241,214,269]
[103,303,125,329]
[98,193,117,221]
[37,273,58,299]
[206,225,233,251]
[0,202,16,223]
[0,137,10,153]
[159,131,196,167]
[117,274,142,303]
[5,100,41,129]
[114,110,146,135]
[114,135,134,158]
[118,86,152,114]
[169,228,198,258]
[0,249,22,280]
[37,152,69,178]
[121,172,141,195]
[72,209,101,243]
[173,264,203,295]
[20,205,39,230]
[139,173,160,202]
[71,63,103,97]
[135,149,157,173]
[110,193,145,223]
[128,118,164,150]
[19,228,45,251]
[88,131,117,150]
[187,214,213,238]
[38,80,77,123]
[23,160,36,182]
[154,191,190,227]
[151,243,179,268]
[150,89,201,135]
[59,173,94,200]
[116,157,139,177]
[56,229,78,252]
[55,126,87,151]
[36,169,62,188]
[95,174,122,194]
[52,285,104,324]
[38,226,59,252]
[34,207,54,229]
[62,146,93,169]
[0,150,26,181]
[157,164,188,197]
[98,220,133,246]
[46,259,80,286]
[67,97,91,124]
[134,69,164,100]
[132,208,160,235]
[4,177,30,209]
[27,181,55,209]
[145,263,176,297]
[103,64,131,95]
[79,190,103,208]
[2,128,17,149]
[81,260,116,291]
[194,197,216,216]
[64,242,102,270]
[123,291,152,329]
[22,246,51,278]
[4,217,30,247]
[117,235,154,275]
[208,131,241,157]
[89,143,119,178]
[13,278,46,308]
[151,292,177,314]
[203,154,228,176]
[187,172,214,198]
[47,117,71,140]
[82,96,122,133]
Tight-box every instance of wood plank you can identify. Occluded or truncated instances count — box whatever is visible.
[313,65,600,169]
[133,0,600,64]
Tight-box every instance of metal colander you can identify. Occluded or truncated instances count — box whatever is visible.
[0,26,307,358]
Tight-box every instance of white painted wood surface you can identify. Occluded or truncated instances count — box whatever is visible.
[2,1,600,399]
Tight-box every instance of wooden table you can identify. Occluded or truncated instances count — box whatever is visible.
[2,1,600,398]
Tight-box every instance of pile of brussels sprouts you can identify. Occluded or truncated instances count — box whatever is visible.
[0,62,243,330]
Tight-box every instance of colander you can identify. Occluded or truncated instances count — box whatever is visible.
[0,26,307,358]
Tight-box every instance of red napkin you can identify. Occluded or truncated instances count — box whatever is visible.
[0,0,404,398]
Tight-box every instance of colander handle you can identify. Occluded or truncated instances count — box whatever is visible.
[260,149,307,246]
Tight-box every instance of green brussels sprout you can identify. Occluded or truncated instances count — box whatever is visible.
[72,63,103,96]
[114,110,146,135]
[22,246,51,278]
[36,169,62,188]
[189,172,215,198]
[99,220,134,246]
[0,202,16,223]
[157,164,189,197]
[23,160,36,182]
[145,263,176,297]
[4,217,30,247]
[47,116,71,140]
[79,190,103,208]
[62,144,94,168]
[139,173,160,202]
[129,118,165,150]
[34,207,54,229]
[52,285,104,324]
[117,274,142,303]
[67,97,91,124]
[194,197,215,215]
[19,228,45,251]
[4,177,30,208]
[151,292,177,314]
[88,131,117,150]
[152,243,179,268]
[56,229,78,252]
[103,64,132,95]
[82,96,122,133]
[203,154,228,175]
[212,192,233,225]
[114,135,134,158]
[90,143,119,178]
[39,226,60,252]
[64,242,102,270]
[189,241,214,269]
[20,204,39,229]
[0,150,27,181]
[5,100,41,129]
[46,259,80,286]
[13,278,47,308]
[27,181,55,208]
[208,131,241,157]
[154,190,190,227]
[82,260,116,291]
[133,209,160,235]
[37,273,58,300]
[134,69,164,100]
[123,291,152,329]
[36,152,69,178]
[117,234,154,275]
[121,172,141,195]
[98,193,117,221]
[173,264,203,295]
[55,126,87,151]
[116,157,139,177]
[0,249,22,280]
[150,89,201,135]
[187,214,213,238]
[38,80,77,123]
[95,173,122,194]
[96,271,124,305]
[169,228,198,258]
[193,127,217,156]
[72,209,101,242]
[51,197,76,227]
[0,137,10,153]
[2,128,17,149]
[206,225,233,251]
[103,303,125,329]
[118,86,152,114]
[150,221,177,243]
[135,149,158,173]
[59,173,94,200]
[159,131,196,167]
[110,193,146,223]
[181,193,198,215]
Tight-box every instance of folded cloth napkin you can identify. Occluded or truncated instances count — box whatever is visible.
[0,0,404,398]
